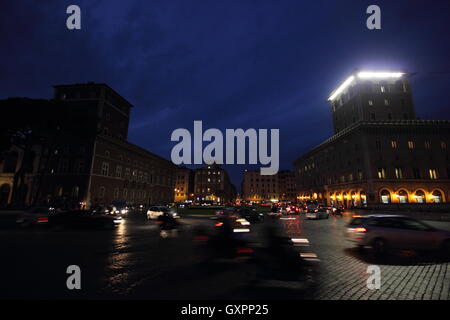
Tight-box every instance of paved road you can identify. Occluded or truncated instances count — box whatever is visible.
[282,213,450,300]
[0,211,449,300]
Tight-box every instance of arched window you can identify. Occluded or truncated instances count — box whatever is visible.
[397,190,408,203]
[380,189,391,204]
[431,190,443,203]
[360,192,367,206]
[414,190,426,203]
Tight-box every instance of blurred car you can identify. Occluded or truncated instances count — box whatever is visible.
[207,215,254,259]
[278,206,289,215]
[238,208,264,222]
[346,215,450,255]
[146,206,179,220]
[50,210,122,229]
[323,207,336,215]
[16,206,56,227]
[306,207,329,220]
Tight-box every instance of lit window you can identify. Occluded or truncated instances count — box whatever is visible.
[408,141,415,149]
[368,100,373,106]
[380,85,386,93]
[425,141,431,149]
[377,168,386,179]
[395,168,403,179]
[391,141,398,149]
[441,141,447,149]
[429,169,438,180]
[384,99,389,106]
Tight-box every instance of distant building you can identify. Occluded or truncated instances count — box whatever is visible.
[193,164,236,204]
[278,170,297,201]
[294,71,450,207]
[0,83,176,208]
[174,166,194,202]
[241,170,297,202]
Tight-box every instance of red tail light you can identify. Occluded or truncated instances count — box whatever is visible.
[355,227,367,233]
[155,221,163,225]
[237,247,254,254]
[37,217,49,223]
[215,222,224,227]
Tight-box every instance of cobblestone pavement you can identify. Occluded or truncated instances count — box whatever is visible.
[281,214,450,300]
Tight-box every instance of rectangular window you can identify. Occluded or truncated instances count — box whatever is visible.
[413,168,421,179]
[425,141,431,149]
[358,171,363,180]
[368,100,373,106]
[395,168,403,179]
[391,140,398,149]
[101,162,109,176]
[99,186,105,198]
[429,169,438,180]
[380,85,386,93]
[377,168,386,179]
[116,166,122,178]
[384,99,389,106]
[408,141,415,149]
[441,141,447,149]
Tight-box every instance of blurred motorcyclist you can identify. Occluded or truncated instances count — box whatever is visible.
[157,211,179,237]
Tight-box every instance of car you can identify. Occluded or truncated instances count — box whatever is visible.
[346,215,450,256]
[16,206,57,227]
[238,208,264,222]
[306,208,329,220]
[323,206,337,215]
[146,206,179,220]
[49,210,122,229]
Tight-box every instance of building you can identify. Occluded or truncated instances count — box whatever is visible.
[0,83,176,208]
[242,170,279,202]
[241,169,297,202]
[294,70,450,207]
[174,166,194,202]
[193,164,236,204]
[278,170,297,201]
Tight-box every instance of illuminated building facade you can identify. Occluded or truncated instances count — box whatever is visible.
[174,166,194,202]
[241,170,297,202]
[242,170,279,202]
[294,71,450,207]
[193,164,236,204]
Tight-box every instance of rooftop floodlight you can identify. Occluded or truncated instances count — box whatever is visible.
[357,71,404,79]
[328,75,355,101]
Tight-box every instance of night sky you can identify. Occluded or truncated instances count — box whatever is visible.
[2,0,450,191]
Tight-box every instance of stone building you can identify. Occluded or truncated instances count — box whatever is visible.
[294,71,450,207]
[174,166,195,203]
[0,83,176,208]
[193,164,236,204]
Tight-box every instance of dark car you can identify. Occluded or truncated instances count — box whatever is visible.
[16,206,57,227]
[238,208,264,222]
[49,210,122,229]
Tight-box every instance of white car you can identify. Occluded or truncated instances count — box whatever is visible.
[146,206,179,220]
[306,208,329,220]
